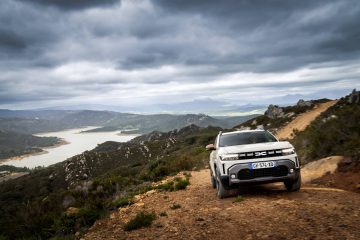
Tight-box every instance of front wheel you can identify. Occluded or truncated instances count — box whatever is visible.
[284,173,301,192]
[211,175,217,189]
[216,171,230,198]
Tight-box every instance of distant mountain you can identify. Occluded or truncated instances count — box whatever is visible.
[0,110,258,134]
[29,98,266,116]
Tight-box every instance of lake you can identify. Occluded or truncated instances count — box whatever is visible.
[1,127,138,169]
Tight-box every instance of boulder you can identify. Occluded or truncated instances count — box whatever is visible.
[297,99,313,107]
[265,105,284,119]
[348,89,360,104]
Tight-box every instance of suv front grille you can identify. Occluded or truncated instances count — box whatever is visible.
[238,149,283,160]
[237,166,288,180]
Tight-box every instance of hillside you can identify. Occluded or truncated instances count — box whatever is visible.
[0,130,61,160]
[290,90,360,164]
[0,125,220,239]
[234,98,331,134]
[0,93,359,239]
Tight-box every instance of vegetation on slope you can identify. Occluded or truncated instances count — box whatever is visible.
[291,92,360,164]
[0,130,60,159]
[234,99,330,132]
[0,125,220,239]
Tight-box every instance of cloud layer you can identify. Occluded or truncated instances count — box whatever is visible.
[1,0,360,109]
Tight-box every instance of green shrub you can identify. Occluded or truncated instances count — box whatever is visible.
[159,211,167,217]
[123,211,156,231]
[233,195,244,202]
[173,177,190,191]
[154,177,190,192]
[113,196,134,208]
[52,207,102,236]
[183,172,192,178]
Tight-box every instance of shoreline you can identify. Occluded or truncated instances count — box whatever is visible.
[0,139,69,164]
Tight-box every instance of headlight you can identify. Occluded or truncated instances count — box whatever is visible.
[219,154,239,161]
[282,148,295,156]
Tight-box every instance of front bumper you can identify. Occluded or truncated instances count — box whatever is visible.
[219,159,300,189]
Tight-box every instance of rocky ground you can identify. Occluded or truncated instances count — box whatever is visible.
[84,169,360,240]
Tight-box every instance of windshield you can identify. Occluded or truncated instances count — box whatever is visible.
[219,131,277,147]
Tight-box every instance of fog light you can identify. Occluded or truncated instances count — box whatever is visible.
[290,169,294,173]
[231,174,236,179]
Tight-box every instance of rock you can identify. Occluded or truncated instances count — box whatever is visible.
[265,105,284,119]
[62,195,76,208]
[256,125,264,130]
[237,126,251,131]
[134,202,145,207]
[355,184,360,190]
[347,89,360,104]
[297,99,313,107]
[195,217,205,221]
[145,190,157,196]
[284,112,295,118]
[66,207,80,215]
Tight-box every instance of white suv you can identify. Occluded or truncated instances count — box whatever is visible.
[206,129,301,198]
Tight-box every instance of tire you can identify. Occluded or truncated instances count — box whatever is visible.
[284,173,301,192]
[211,175,217,189]
[216,170,230,199]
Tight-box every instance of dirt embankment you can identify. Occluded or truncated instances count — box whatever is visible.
[276,100,338,140]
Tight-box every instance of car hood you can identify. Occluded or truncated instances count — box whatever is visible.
[218,141,293,154]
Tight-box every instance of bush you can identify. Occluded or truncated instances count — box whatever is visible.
[173,177,190,191]
[159,211,167,217]
[233,195,244,202]
[154,177,190,192]
[52,207,102,236]
[112,196,134,208]
[123,211,156,231]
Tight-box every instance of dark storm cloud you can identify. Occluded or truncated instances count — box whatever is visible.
[0,0,360,108]
[17,0,120,10]
[151,0,360,72]
[0,30,27,51]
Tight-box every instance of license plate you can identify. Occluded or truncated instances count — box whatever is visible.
[250,161,276,169]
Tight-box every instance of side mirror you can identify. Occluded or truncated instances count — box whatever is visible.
[206,144,216,151]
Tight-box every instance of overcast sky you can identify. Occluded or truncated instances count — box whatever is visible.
[1,0,360,110]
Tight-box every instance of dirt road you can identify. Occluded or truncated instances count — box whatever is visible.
[85,169,360,240]
[276,100,338,139]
